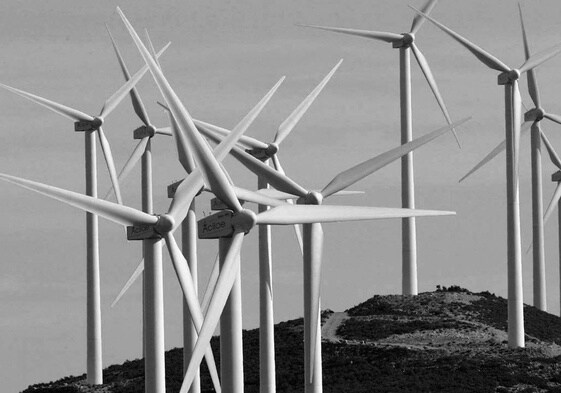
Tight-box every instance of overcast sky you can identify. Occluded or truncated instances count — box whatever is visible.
[3,0,561,391]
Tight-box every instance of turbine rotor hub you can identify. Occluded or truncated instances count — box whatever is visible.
[231,209,257,234]
[92,117,104,129]
[155,214,175,234]
[498,69,521,85]
[402,33,415,46]
[265,143,279,157]
[536,107,545,120]
[299,191,323,205]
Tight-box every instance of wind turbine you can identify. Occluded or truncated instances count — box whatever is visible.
[199,114,467,393]
[458,5,561,312]
[0,47,166,384]
[114,9,458,393]
[538,131,561,316]
[194,59,342,393]
[411,5,561,348]
[298,0,460,297]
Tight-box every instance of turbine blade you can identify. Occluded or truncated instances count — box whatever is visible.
[111,257,145,308]
[106,23,151,126]
[411,43,461,148]
[297,24,403,43]
[104,137,149,200]
[100,41,171,119]
[155,126,173,136]
[193,118,268,150]
[459,121,532,182]
[255,205,455,225]
[518,4,541,108]
[540,128,561,169]
[271,155,308,252]
[519,41,561,75]
[144,29,162,69]
[256,188,299,200]
[159,103,196,174]
[321,118,470,197]
[97,126,123,205]
[200,125,309,198]
[275,59,343,145]
[0,173,156,226]
[167,172,204,227]
[544,112,561,126]
[544,182,561,225]
[164,234,221,392]
[0,83,94,122]
[409,6,510,72]
[232,186,287,207]
[180,232,245,393]
[119,7,281,213]
[410,0,438,34]
[200,253,220,315]
[271,154,285,175]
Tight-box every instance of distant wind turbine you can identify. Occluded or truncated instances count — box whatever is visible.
[411,5,561,348]
[538,131,561,316]
[0,48,166,384]
[298,0,461,297]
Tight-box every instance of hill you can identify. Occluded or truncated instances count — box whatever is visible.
[21,287,561,392]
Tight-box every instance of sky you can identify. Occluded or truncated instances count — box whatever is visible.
[3,0,561,391]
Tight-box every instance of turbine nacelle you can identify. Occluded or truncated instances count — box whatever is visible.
[126,214,175,240]
[524,107,546,122]
[498,69,521,85]
[198,209,255,239]
[74,117,104,132]
[245,142,279,161]
[392,33,415,49]
[133,124,157,139]
[298,191,323,206]
[155,214,175,234]
[211,197,245,211]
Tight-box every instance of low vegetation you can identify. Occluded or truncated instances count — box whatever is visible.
[22,287,561,392]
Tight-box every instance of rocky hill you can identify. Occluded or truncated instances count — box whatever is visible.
[22,287,561,393]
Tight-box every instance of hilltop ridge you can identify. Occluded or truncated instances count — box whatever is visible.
[22,287,561,393]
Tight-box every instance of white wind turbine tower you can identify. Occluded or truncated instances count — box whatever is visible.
[193,59,342,393]
[105,25,173,362]
[0,54,163,384]
[298,0,459,296]
[412,5,561,348]
[116,9,457,393]
[457,5,561,312]
[198,115,468,393]
[535,131,561,316]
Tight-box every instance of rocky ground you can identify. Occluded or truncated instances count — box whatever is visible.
[21,287,561,392]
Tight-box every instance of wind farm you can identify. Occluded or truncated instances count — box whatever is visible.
[4,1,561,393]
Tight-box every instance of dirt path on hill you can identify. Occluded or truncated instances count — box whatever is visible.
[322,312,348,342]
